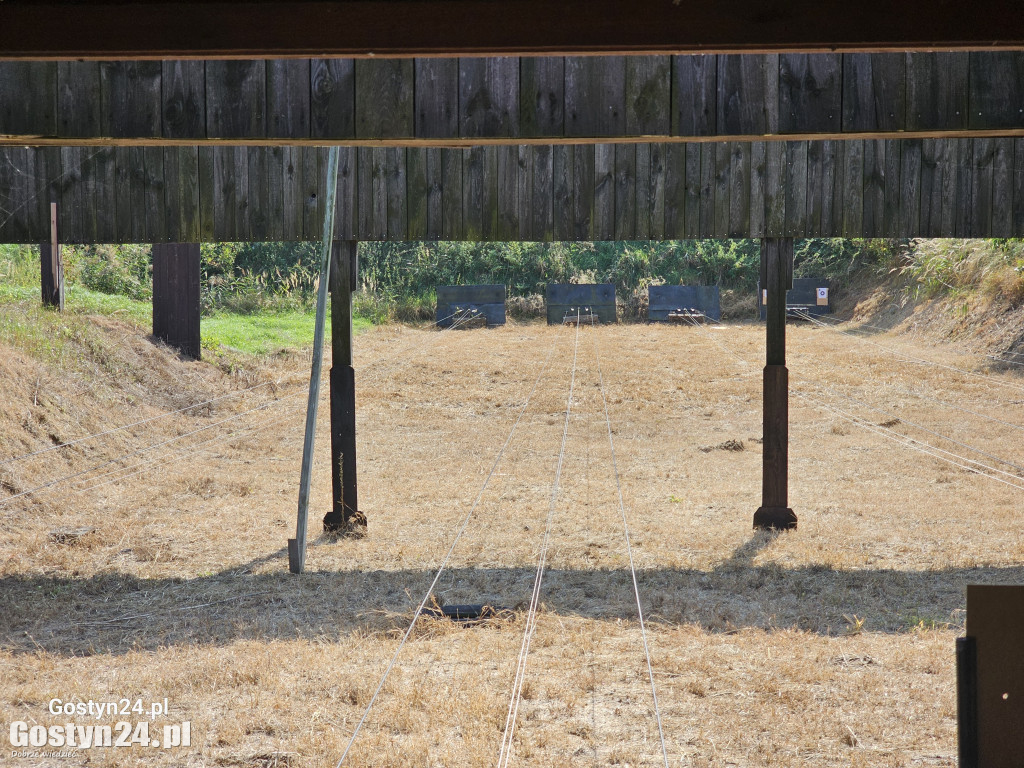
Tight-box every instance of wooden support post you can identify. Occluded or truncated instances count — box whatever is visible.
[754,238,797,530]
[323,240,365,533]
[152,243,201,360]
[40,202,63,310]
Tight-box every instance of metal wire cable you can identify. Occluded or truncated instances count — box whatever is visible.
[497,314,582,768]
[589,326,670,768]
[334,328,565,768]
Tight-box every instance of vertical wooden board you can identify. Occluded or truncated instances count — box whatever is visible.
[683,143,702,237]
[306,147,327,241]
[112,146,134,242]
[85,147,116,242]
[565,56,626,138]
[355,59,414,138]
[267,59,311,139]
[662,143,686,238]
[100,61,162,138]
[572,143,594,239]
[80,148,104,242]
[971,138,995,236]
[441,148,463,239]
[820,140,840,236]
[143,146,166,243]
[713,142,730,238]
[310,59,355,138]
[206,60,266,138]
[356,146,372,239]
[784,141,807,237]
[462,146,491,239]
[862,139,884,237]
[516,145,533,240]
[749,141,766,237]
[57,148,80,243]
[415,58,458,138]
[648,143,667,240]
[234,146,252,241]
[635,144,652,238]
[532,145,554,241]
[764,140,786,236]
[40,148,63,240]
[1014,140,1024,236]
[840,139,864,238]
[460,57,520,138]
[520,57,564,138]
[0,149,33,242]
[954,139,974,237]
[57,61,102,137]
[370,147,388,240]
[882,139,902,237]
[625,56,671,136]
[177,147,201,242]
[778,54,842,133]
[918,139,941,237]
[613,143,636,240]
[335,146,357,240]
[197,147,215,241]
[212,146,235,241]
[804,140,824,236]
[552,145,573,241]
[161,146,182,242]
[969,52,1024,130]
[728,142,750,238]
[594,143,615,240]
[907,53,969,131]
[938,139,961,238]
[0,63,57,136]
[671,55,717,136]
[899,139,922,237]
[496,145,519,240]
[266,145,285,240]
[407,146,429,240]
[717,54,770,135]
[698,142,716,238]
[247,146,269,240]
[425,148,443,239]
[841,53,906,132]
[280,146,303,240]
[386,147,408,240]
[992,138,1014,237]
[161,60,206,139]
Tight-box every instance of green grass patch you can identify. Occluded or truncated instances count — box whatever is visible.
[201,310,372,356]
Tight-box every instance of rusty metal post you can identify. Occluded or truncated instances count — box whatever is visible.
[754,238,797,530]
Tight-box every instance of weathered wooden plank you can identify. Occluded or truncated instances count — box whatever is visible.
[143,145,166,242]
[532,144,554,240]
[805,140,824,236]
[197,146,215,240]
[778,54,841,133]
[969,52,1024,130]
[265,145,285,240]
[594,143,615,240]
[882,139,902,237]
[356,146,372,239]
[954,138,974,237]
[310,59,355,139]
[516,145,532,240]
[407,146,429,240]
[162,146,182,242]
[821,139,841,235]
[992,137,1014,237]
[625,55,670,136]
[552,145,573,240]
[35,148,62,240]
[764,140,786,237]
[671,54,717,136]
[281,145,302,239]
[749,141,766,237]
[841,139,864,237]
[57,62,102,137]
[335,146,357,240]
[460,57,519,138]
[100,61,162,138]
[663,143,686,238]
[369,147,388,240]
[862,139,884,237]
[842,53,905,132]
[0,149,36,242]
[496,144,519,240]
[386,146,408,240]
[520,57,564,138]
[935,139,958,237]
[717,54,770,135]
[303,146,325,241]
[566,56,626,138]
[906,52,969,131]
[247,145,269,240]
[267,59,310,139]
[918,138,941,237]
[463,145,497,239]
[415,58,458,138]
[206,60,266,138]
[899,139,921,236]
[1014,139,1024,237]
[729,142,750,238]
[355,59,414,138]
[683,143,702,237]
[113,146,134,242]
[699,142,715,238]
[635,143,651,239]
[0,63,56,137]
[614,143,636,239]
[648,142,667,240]
[162,60,205,139]
[713,142,730,238]
[441,148,463,239]
[784,141,807,236]
[425,147,443,239]
[232,146,250,242]
[969,137,994,236]
[57,148,81,242]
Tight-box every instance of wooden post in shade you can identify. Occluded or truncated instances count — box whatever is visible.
[152,243,201,360]
[754,238,797,530]
[323,240,366,534]
[40,202,63,310]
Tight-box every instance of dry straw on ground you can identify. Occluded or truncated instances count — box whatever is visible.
[2,310,1023,767]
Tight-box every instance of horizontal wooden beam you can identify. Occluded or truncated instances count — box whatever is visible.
[1,1,1024,59]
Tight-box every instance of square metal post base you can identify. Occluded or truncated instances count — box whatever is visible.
[754,506,797,530]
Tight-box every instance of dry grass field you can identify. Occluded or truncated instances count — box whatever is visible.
[2,310,1024,767]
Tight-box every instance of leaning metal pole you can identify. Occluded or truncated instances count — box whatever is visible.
[288,145,341,574]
